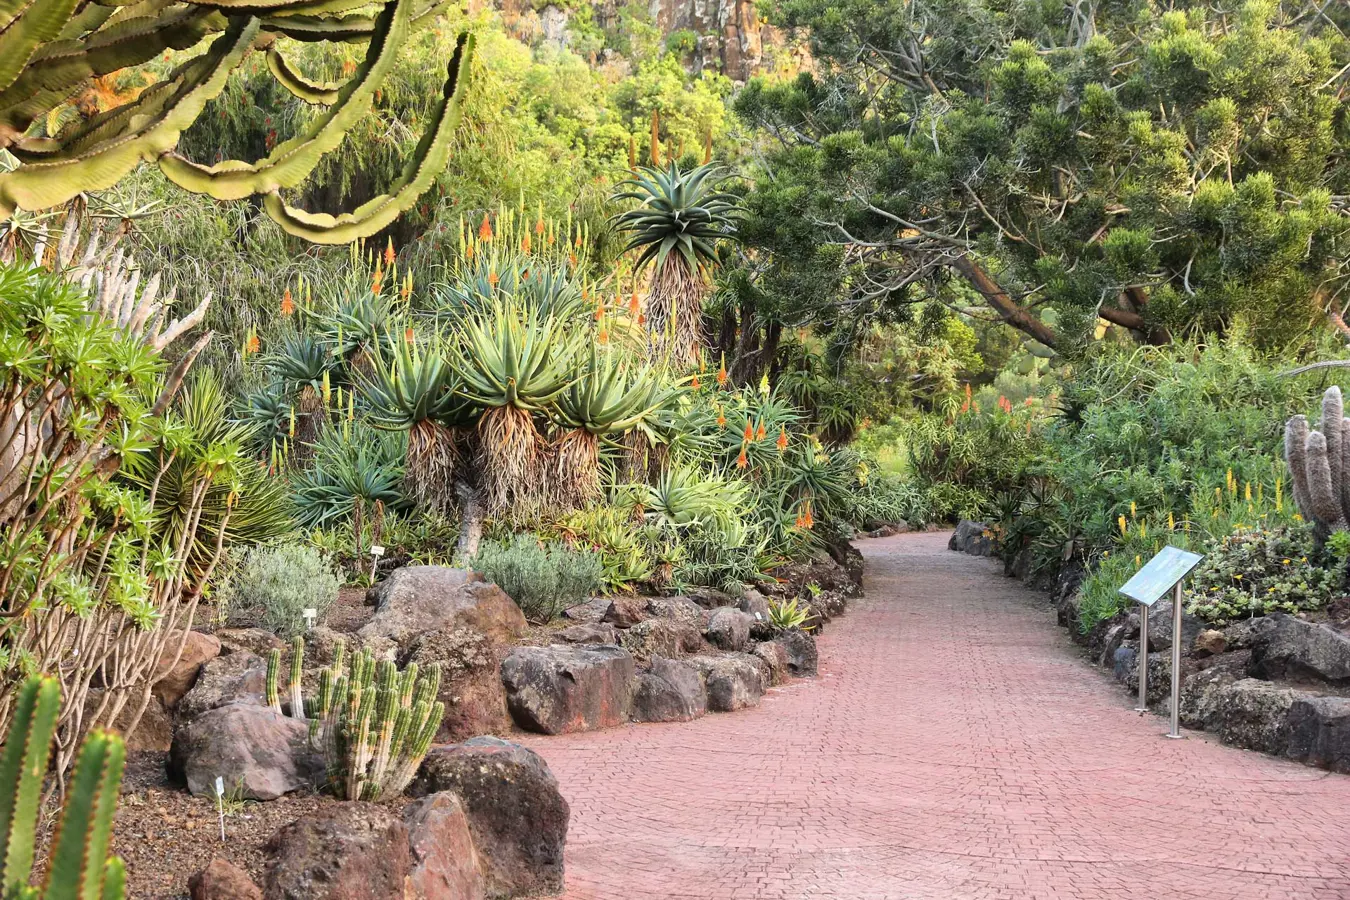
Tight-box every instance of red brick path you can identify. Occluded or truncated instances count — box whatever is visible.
[523,531,1350,900]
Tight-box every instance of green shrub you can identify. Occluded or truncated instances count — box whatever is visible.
[472,535,602,622]
[1075,550,1145,632]
[1183,526,1341,623]
[222,544,342,636]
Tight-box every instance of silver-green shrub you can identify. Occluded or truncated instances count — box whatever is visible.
[472,535,602,622]
[221,543,341,636]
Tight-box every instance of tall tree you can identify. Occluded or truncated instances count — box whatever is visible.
[734,0,1350,352]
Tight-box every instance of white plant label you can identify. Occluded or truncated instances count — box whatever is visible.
[370,544,385,557]
[302,608,318,629]
[214,776,224,797]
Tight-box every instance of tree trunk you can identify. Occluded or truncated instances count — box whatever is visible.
[455,477,482,560]
[951,254,1059,348]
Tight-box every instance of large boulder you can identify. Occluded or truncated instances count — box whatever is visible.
[410,737,569,900]
[1248,613,1350,685]
[189,859,262,900]
[688,654,766,712]
[177,651,268,722]
[561,598,612,623]
[1285,694,1350,773]
[403,627,511,742]
[705,608,753,652]
[645,596,705,623]
[500,645,634,734]
[403,792,487,900]
[681,587,738,610]
[631,657,707,722]
[170,703,317,801]
[361,567,526,649]
[153,630,222,707]
[738,591,772,637]
[948,520,995,556]
[619,618,701,661]
[773,630,818,676]
[216,628,285,658]
[1179,652,1251,729]
[751,641,791,686]
[263,803,409,900]
[1212,678,1297,755]
[1143,600,1203,654]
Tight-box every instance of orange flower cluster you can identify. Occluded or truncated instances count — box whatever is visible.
[794,502,815,529]
[280,287,294,317]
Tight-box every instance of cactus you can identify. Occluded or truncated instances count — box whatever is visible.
[319,649,442,801]
[0,0,476,244]
[0,676,128,900]
[1286,386,1350,532]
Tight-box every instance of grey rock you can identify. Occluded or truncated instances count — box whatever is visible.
[681,587,738,609]
[949,520,995,556]
[1286,694,1350,773]
[499,645,634,734]
[705,607,753,652]
[178,651,268,722]
[1212,678,1297,754]
[552,623,619,645]
[619,618,701,660]
[1144,600,1204,654]
[751,641,790,685]
[263,803,409,900]
[361,566,527,650]
[773,629,818,676]
[631,657,707,722]
[645,595,705,623]
[688,653,766,712]
[1178,652,1250,729]
[738,589,770,620]
[170,703,318,801]
[1248,613,1350,685]
[562,597,612,623]
[216,628,285,658]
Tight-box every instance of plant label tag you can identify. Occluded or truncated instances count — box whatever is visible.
[214,776,224,798]
[302,608,317,629]
[370,544,385,557]
[754,612,762,620]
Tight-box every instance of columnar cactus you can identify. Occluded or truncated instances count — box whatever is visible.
[0,676,127,900]
[321,649,443,801]
[1285,386,1350,532]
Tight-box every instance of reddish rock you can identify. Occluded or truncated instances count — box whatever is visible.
[361,567,526,649]
[631,657,707,722]
[154,630,222,707]
[500,645,634,734]
[619,618,701,661]
[404,627,511,741]
[177,651,268,722]
[263,803,410,900]
[601,596,648,628]
[216,628,285,657]
[170,704,318,800]
[189,859,261,900]
[751,641,791,686]
[688,653,766,712]
[552,623,619,645]
[403,792,487,900]
[410,737,568,900]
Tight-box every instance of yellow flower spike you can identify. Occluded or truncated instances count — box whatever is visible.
[1167,512,1175,531]
[1129,501,1136,517]
[1135,555,1141,567]
[1244,482,1252,501]
[1139,522,1147,539]
[1118,515,1127,536]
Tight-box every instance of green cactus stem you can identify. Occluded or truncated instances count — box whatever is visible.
[266,648,284,715]
[289,635,305,720]
[1285,386,1350,533]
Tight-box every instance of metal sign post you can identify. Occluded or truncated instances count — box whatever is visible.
[1118,546,1203,739]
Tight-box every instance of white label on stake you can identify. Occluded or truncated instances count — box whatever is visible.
[214,776,224,798]
[754,612,763,621]
[370,544,385,557]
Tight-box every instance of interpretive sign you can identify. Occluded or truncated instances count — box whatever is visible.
[1118,546,1204,607]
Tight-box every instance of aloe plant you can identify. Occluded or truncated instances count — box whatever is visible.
[0,676,128,900]
[0,0,475,245]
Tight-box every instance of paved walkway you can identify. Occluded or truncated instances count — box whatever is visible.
[524,531,1350,900]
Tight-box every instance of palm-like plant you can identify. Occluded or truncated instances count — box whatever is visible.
[434,249,588,323]
[553,349,664,509]
[292,426,409,528]
[449,299,580,516]
[314,290,395,379]
[361,332,466,514]
[611,163,740,366]
[268,332,334,462]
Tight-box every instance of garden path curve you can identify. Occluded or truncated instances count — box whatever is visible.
[522,530,1350,900]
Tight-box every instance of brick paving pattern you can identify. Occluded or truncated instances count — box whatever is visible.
[524,531,1350,899]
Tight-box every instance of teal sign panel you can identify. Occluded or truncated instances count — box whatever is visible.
[1118,546,1204,607]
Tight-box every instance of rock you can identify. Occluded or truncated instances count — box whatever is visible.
[1096,623,1128,668]
[361,567,526,650]
[410,737,568,900]
[1111,646,1137,684]
[645,595,705,623]
[949,520,995,556]
[1179,651,1250,729]
[1119,651,1172,706]
[688,654,765,712]
[177,651,268,722]
[500,645,634,734]
[403,792,487,900]
[600,596,648,628]
[302,626,350,667]
[170,703,317,801]
[826,540,865,587]
[403,627,510,742]
[561,598,611,623]
[681,587,738,609]
[1285,694,1350,773]
[189,859,262,900]
[1212,678,1297,755]
[619,618,701,660]
[751,641,790,685]
[1194,629,1228,658]
[772,629,818,676]
[84,689,175,752]
[153,630,222,707]
[1142,600,1203,654]
[1248,613,1350,685]
[263,803,410,900]
[216,628,285,658]
[552,623,619,645]
[631,657,707,722]
[705,607,753,652]
[737,589,770,620]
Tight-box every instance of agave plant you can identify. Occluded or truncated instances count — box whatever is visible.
[643,464,748,533]
[434,249,588,323]
[292,426,410,528]
[552,348,665,510]
[449,299,580,516]
[611,163,740,366]
[314,289,396,379]
[361,331,467,514]
[236,383,293,451]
